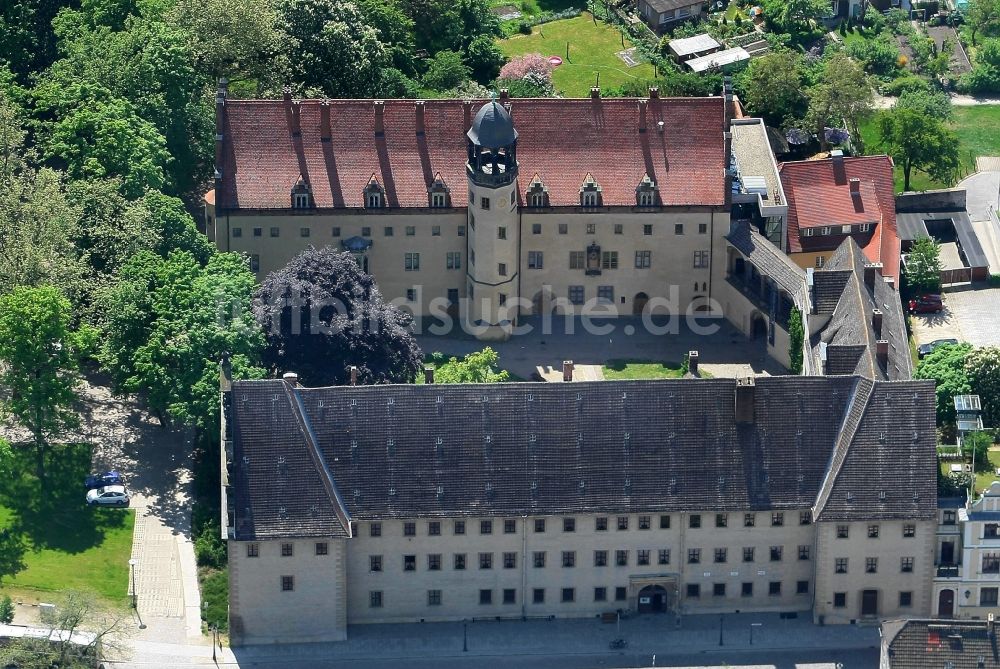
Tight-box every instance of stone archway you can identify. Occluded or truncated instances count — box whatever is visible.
[633,292,649,316]
[751,311,767,339]
[637,585,668,614]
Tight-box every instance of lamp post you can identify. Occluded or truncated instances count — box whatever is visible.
[128,559,146,629]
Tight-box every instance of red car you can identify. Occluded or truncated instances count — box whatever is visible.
[908,294,943,314]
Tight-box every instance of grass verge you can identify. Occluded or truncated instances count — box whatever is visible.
[199,566,229,633]
[603,359,685,379]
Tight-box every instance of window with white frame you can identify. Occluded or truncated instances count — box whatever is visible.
[841,225,852,234]
[367,190,383,209]
[431,192,448,208]
[582,190,598,207]
[528,251,543,269]
[820,226,831,235]
[802,228,814,237]
[293,192,311,209]
[404,253,420,271]
[859,223,872,232]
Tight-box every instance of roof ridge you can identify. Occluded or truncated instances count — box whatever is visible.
[813,376,876,519]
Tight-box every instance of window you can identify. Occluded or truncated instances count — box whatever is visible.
[533,588,545,604]
[481,197,490,210]
[402,555,415,572]
[454,553,466,570]
[479,589,492,605]
[815,256,826,268]
[643,224,653,236]
[658,549,671,565]
[984,554,1000,573]
[582,191,598,207]
[635,250,651,269]
[405,288,416,302]
[903,524,915,538]
[315,542,328,556]
[616,550,629,567]
[561,588,575,603]
[638,550,650,566]
[802,228,814,237]
[533,551,546,568]
[562,551,576,568]
[569,252,585,270]
[479,552,493,569]
[796,580,810,595]
[431,192,447,208]
[693,251,709,268]
[361,227,371,237]
[614,224,623,234]
[404,253,420,271]
[601,251,618,270]
[598,286,614,303]
[503,552,517,569]
[530,192,547,208]
[384,226,394,237]
[868,525,880,538]
[367,191,383,209]
[836,525,849,538]
[898,591,912,607]
[944,510,956,525]
[714,548,727,563]
[403,226,414,237]
[458,225,466,236]
[245,542,260,558]
[446,252,461,270]
[454,520,466,535]
[716,514,728,528]
[534,519,545,533]
[865,557,878,573]
[638,515,650,530]
[252,227,262,237]
[503,588,516,605]
[688,549,701,564]
[428,589,442,606]
[497,227,507,240]
[738,582,752,597]
[563,517,576,532]
[330,226,340,238]
[769,581,781,596]
[770,546,783,562]
[900,557,914,573]
[532,223,542,234]
[422,554,439,571]
[835,558,848,574]
[596,517,608,531]
[504,519,516,534]
[270,227,280,238]
[370,522,381,537]
[983,588,999,606]
[798,545,810,561]
[771,513,784,527]
[615,587,627,601]
[713,583,726,597]
[744,513,755,528]
[569,285,585,305]
[559,223,568,235]
[281,543,293,557]
[833,592,847,608]
[528,251,544,269]
[699,223,708,234]
[686,584,700,598]
[689,514,701,529]
[594,587,607,602]
[232,227,242,238]
[404,522,416,537]
[659,515,670,529]
[594,550,608,567]
[428,521,441,536]
[988,524,1000,539]
[800,511,812,526]
[743,547,755,563]
[481,520,492,535]
[279,575,294,592]
[638,190,655,206]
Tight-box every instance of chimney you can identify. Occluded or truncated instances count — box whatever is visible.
[374,101,384,137]
[863,263,883,290]
[819,341,828,374]
[214,79,228,195]
[220,353,233,393]
[735,377,755,424]
[499,89,510,102]
[563,360,574,382]
[638,99,647,133]
[423,365,434,384]
[831,149,846,185]
[723,75,733,125]
[282,86,292,105]
[849,177,861,193]
[349,365,358,386]
[649,86,659,99]
[885,276,896,291]
[872,309,883,337]
[875,340,889,368]
[320,100,331,142]
[415,101,425,136]
[688,350,699,376]
[657,120,665,134]
[591,86,601,100]
[724,131,733,206]
[989,612,995,635]
[463,100,472,128]
[290,100,301,137]
[282,371,299,387]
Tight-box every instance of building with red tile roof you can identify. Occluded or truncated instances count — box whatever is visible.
[778,152,900,284]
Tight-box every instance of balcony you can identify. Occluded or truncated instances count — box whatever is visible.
[936,564,960,578]
[725,273,793,330]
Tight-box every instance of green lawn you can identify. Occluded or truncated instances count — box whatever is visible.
[491,0,582,18]
[498,13,656,96]
[200,566,229,633]
[603,359,685,379]
[861,105,1000,192]
[0,443,134,604]
[976,448,1000,495]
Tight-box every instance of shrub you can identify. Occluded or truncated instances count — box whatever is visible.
[881,74,930,96]
[193,504,227,569]
[498,53,554,82]
[0,595,13,624]
[498,72,555,97]
[989,273,1000,287]
[958,64,1000,95]
[422,50,471,92]
[847,32,902,74]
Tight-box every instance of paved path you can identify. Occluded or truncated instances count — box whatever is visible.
[957,170,1000,223]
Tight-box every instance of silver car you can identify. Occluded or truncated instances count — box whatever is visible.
[86,485,130,507]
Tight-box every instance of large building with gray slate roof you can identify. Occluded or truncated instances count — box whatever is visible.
[222,372,937,645]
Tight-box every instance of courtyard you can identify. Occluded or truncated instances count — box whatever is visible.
[911,284,1000,349]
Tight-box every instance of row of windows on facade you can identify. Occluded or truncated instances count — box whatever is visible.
[231,222,708,241]
[801,223,872,238]
[832,556,916,574]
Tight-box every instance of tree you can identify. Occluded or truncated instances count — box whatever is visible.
[966,347,1000,427]
[761,0,831,32]
[136,190,215,264]
[429,348,510,384]
[877,106,960,192]
[964,430,993,471]
[735,50,807,127]
[253,247,423,387]
[904,236,943,294]
[399,0,499,55]
[0,595,13,624]
[896,87,954,121]
[354,0,417,75]
[0,286,83,481]
[788,307,804,374]
[807,52,873,152]
[466,34,505,85]
[421,50,470,92]
[966,0,1000,46]
[846,31,901,75]
[914,341,972,426]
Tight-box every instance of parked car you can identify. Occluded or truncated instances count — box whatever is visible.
[86,485,130,507]
[85,470,123,490]
[918,338,960,359]
[908,294,944,314]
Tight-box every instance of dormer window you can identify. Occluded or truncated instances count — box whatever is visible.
[365,175,385,209]
[431,192,447,208]
[580,173,602,209]
[802,228,814,237]
[636,174,657,207]
[291,175,313,209]
[429,173,450,208]
[526,174,549,208]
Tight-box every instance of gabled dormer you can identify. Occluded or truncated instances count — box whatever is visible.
[291,175,313,209]
[580,173,602,208]
[428,173,450,208]
[364,175,385,209]
[636,173,658,207]
[526,174,549,208]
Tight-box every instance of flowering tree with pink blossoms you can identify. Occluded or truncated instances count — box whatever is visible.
[498,53,554,83]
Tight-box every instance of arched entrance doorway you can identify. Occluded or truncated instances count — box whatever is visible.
[751,312,767,339]
[637,585,668,614]
[938,589,955,617]
[633,292,649,316]
[860,589,879,616]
